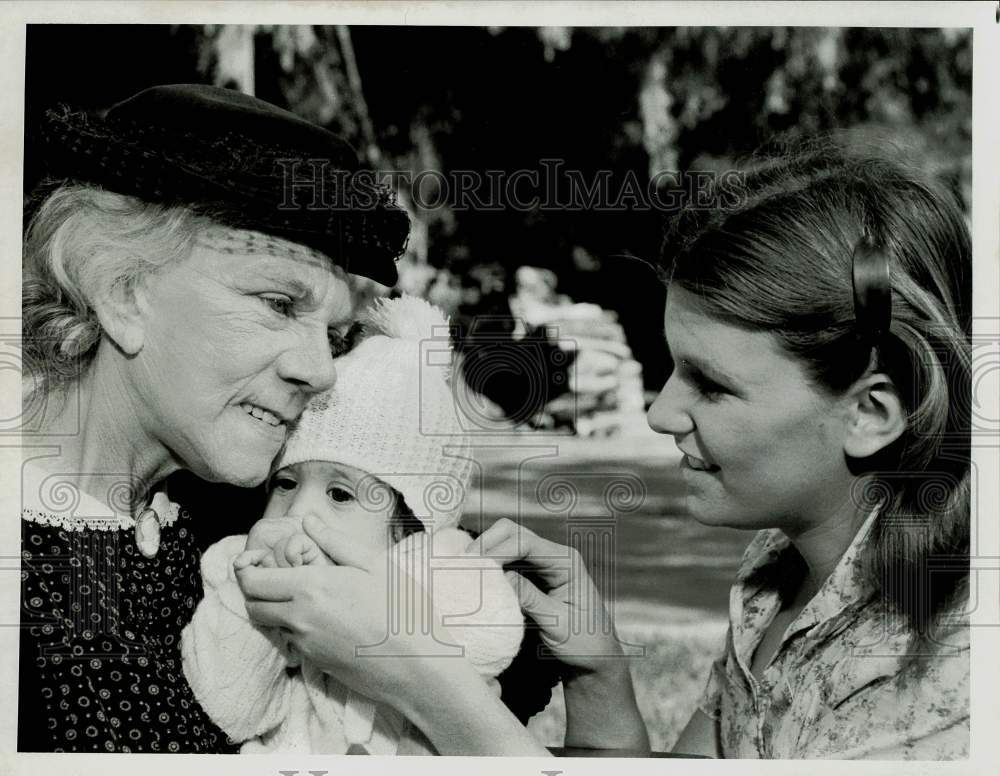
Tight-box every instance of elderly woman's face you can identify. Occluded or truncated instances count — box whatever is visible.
[129,229,354,487]
[647,287,854,535]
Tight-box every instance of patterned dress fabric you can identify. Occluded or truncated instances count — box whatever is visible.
[698,509,969,759]
[18,462,239,753]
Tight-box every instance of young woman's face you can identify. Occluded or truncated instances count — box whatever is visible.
[646,287,855,535]
[130,229,355,487]
[262,460,397,552]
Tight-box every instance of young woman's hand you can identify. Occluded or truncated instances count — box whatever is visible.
[469,517,628,670]
[469,517,649,751]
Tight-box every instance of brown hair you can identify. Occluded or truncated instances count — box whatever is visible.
[662,133,971,661]
[390,491,427,543]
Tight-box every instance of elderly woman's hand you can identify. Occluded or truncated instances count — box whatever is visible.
[235,514,459,706]
[236,513,553,756]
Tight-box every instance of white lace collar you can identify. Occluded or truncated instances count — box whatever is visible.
[20,458,178,533]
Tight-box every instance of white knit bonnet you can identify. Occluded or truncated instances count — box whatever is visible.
[275,295,473,531]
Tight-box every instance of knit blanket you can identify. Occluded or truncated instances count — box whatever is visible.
[181,528,524,754]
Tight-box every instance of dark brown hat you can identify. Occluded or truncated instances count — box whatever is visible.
[37,84,408,286]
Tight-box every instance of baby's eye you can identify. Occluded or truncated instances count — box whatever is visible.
[272,476,297,492]
[327,487,355,504]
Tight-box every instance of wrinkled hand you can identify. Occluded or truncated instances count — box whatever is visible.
[235,514,460,707]
[469,517,630,674]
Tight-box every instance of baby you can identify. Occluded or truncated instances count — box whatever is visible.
[180,296,525,755]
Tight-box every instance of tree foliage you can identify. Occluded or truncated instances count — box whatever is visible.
[211,25,969,387]
[24,24,972,390]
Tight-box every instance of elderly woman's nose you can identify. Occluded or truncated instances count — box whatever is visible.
[647,374,694,437]
[277,326,338,393]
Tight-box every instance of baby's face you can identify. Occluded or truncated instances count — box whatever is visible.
[261,460,396,553]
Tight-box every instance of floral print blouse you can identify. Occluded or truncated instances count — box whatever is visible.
[699,509,969,759]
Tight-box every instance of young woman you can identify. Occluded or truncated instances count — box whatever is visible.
[239,135,972,758]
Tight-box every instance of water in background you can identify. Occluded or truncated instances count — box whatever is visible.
[460,430,751,630]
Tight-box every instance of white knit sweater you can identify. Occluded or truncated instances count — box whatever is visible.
[180,529,524,754]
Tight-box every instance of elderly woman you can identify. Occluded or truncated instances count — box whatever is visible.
[19,84,408,752]
[237,137,971,758]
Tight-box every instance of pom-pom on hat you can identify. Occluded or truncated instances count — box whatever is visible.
[277,295,473,530]
[34,84,408,286]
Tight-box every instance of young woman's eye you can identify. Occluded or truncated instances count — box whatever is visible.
[260,294,294,316]
[327,486,355,504]
[271,476,297,492]
[692,374,727,401]
[678,361,728,401]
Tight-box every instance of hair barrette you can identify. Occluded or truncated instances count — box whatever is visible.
[851,235,893,345]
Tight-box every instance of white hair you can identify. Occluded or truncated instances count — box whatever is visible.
[23,183,210,397]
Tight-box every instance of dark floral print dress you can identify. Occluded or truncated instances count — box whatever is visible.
[18,461,240,753]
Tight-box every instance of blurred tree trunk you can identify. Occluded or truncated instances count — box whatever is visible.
[205,25,256,95]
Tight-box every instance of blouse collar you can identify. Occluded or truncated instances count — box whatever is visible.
[735,506,881,642]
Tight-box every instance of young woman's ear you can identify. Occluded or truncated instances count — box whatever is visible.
[91,279,150,356]
[842,372,907,459]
